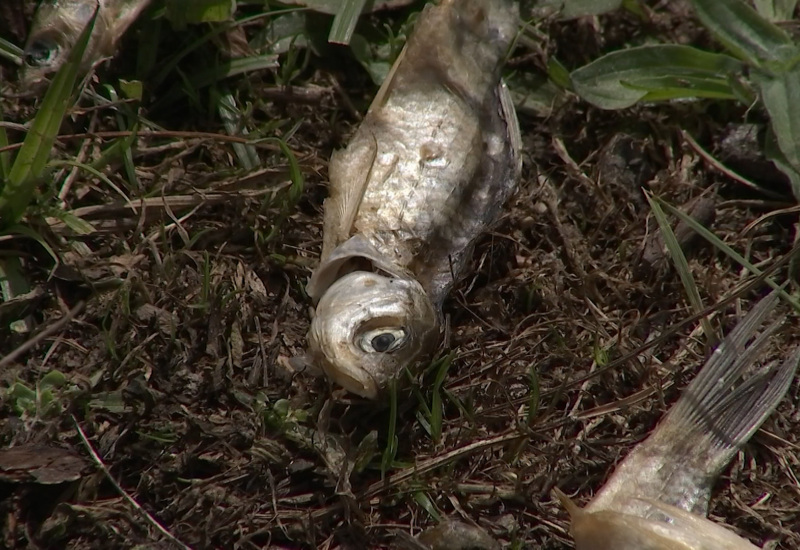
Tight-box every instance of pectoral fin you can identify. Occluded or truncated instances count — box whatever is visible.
[306,234,412,302]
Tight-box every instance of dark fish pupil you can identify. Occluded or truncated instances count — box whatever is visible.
[372,333,396,352]
[25,41,56,66]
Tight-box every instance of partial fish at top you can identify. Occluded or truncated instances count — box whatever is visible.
[22,0,151,89]
[303,0,522,399]
[556,291,800,549]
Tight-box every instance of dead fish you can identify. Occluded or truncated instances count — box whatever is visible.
[21,0,151,89]
[557,291,800,549]
[303,0,522,399]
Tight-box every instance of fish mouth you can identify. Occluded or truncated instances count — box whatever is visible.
[323,363,380,400]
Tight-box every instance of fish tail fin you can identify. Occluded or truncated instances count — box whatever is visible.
[666,291,798,463]
[590,291,799,515]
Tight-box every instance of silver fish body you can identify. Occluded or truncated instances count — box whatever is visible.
[22,0,151,89]
[559,292,800,549]
[305,0,522,399]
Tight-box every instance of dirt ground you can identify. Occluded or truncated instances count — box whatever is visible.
[1,1,799,549]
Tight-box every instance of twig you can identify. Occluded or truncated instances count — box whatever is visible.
[0,301,85,369]
[72,417,193,550]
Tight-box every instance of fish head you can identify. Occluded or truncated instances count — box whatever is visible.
[22,0,102,88]
[21,0,147,89]
[554,488,762,550]
[307,271,438,399]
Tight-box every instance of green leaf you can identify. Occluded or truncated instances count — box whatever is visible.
[8,382,37,416]
[252,12,309,55]
[329,0,367,45]
[538,0,623,18]
[0,8,96,226]
[547,57,573,90]
[753,0,799,21]
[40,370,67,389]
[690,0,797,70]
[621,74,737,101]
[165,0,235,29]
[349,34,394,86]
[753,66,800,200]
[48,210,97,235]
[570,45,743,109]
[119,79,144,101]
[763,124,800,199]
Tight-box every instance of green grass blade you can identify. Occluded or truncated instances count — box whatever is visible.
[429,353,454,444]
[0,114,10,181]
[413,492,442,522]
[654,196,800,311]
[381,377,399,480]
[0,9,96,226]
[48,159,134,210]
[690,0,797,70]
[1,224,60,266]
[328,0,366,45]
[645,192,717,343]
[101,85,140,190]
[527,366,540,425]
[269,137,305,205]
[0,37,23,66]
[216,90,259,171]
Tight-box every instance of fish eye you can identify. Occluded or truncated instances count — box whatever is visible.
[25,39,60,67]
[358,328,407,353]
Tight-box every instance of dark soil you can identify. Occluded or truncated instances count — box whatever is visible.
[1,1,799,549]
